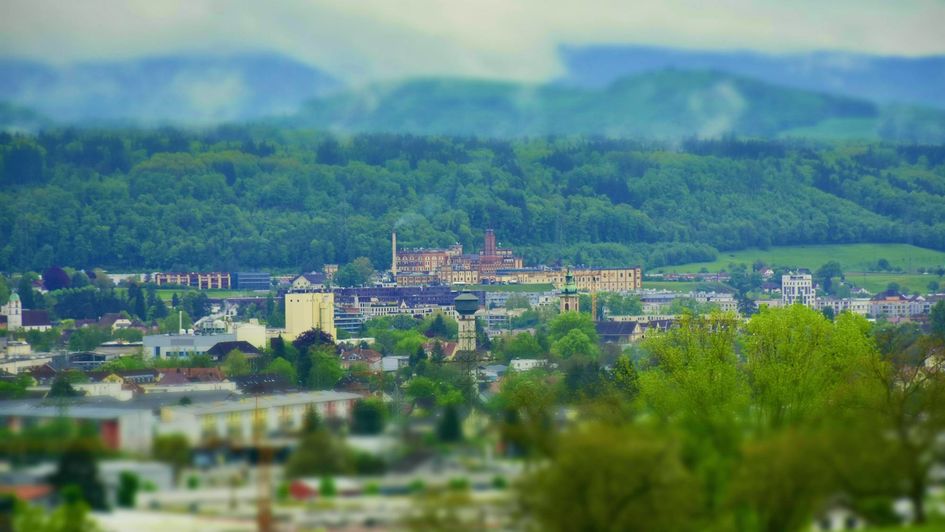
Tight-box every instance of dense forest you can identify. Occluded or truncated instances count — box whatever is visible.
[1,127,944,272]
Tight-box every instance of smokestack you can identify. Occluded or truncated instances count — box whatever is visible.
[391,231,398,276]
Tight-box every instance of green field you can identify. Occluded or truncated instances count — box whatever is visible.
[843,272,942,295]
[654,244,945,274]
[152,289,269,301]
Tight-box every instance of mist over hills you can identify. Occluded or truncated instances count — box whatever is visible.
[0,48,943,142]
[0,53,340,126]
[288,70,945,142]
[558,45,945,110]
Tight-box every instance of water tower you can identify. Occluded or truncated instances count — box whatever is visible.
[454,291,480,352]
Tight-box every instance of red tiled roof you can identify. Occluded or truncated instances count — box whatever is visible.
[0,484,53,501]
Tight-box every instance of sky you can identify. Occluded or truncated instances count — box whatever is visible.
[2,0,944,83]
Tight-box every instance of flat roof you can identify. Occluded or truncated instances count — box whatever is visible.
[162,390,362,415]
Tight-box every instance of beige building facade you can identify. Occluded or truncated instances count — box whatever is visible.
[285,292,336,340]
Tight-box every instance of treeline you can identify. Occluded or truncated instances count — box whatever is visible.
[1,128,944,272]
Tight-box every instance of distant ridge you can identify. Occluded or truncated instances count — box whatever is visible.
[0,53,342,126]
[287,70,945,142]
[558,45,945,109]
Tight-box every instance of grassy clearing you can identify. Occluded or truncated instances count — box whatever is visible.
[844,272,942,295]
[654,244,945,274]
[153,288,270,301]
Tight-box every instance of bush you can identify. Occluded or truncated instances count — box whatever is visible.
[351,451,386,475]
[408,479,426,494]
[492,476,508,490]
[319,476,337,498]
[448,477,469,492]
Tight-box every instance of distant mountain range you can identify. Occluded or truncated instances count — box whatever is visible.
[558,45,945,110]
[1,48,943,142]
[287,70,945,142]
[0,53,340,126]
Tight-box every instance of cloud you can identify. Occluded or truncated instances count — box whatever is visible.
[1,0,943,83]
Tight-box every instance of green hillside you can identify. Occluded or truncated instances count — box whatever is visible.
[289,70,945,142]
[654,244,945,274]
[2,130,945,272]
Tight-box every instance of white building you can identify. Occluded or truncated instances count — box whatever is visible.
[1,293,22,329]
[509,358,548,372]
[156,391,360,445]
[782,273,815,308]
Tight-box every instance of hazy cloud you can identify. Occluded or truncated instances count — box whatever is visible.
[2,0,943,83]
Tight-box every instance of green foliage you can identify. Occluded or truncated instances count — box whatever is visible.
[493,371,559,458]
[519,423,701,532]
[437,403,463,443]
[0,373,34,399]
[547,312,598,344]
[667,297,720,315]
[158,311,192,333]
[5,131,945,274]
[333,257,374,287]
[405,376,437,408]
[116,471,139,508]
[49,375,82,398]
[221,349,251,377]
[264,357,297,384]
[285,417,350,478]
[152,434,191,479]
[351,398,388,435]
[816,260,844,295]
[308,347,343,390]
[931,300,945,342]
[13,493,101,532]
[49,441,107,510]
[494,332,544,363]
[68,326,111,352]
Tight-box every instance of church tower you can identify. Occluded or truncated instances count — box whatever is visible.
[2,292,22,330]
[559,268,579,313]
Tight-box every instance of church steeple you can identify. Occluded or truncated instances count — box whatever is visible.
[559,267,579,313]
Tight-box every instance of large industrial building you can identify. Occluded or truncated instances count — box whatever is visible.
[284,291,336,340]
[392,229,524,285]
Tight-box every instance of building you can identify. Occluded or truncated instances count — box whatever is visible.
[143,332,237,360]
[868,290,922,319]
[156,391,361,445]
[596,321,644,345]
[782,272,815,308]
[509,358,548,371]
[454,291,480,352]
[205,340,262,362]
[559,269,579,313]
[496,266,642,292]
[392,229,523,285]
[152,272,231,290]
[291,272,327,291]
[1,293,22,330]
[0,401,156,453]
[285,292,336,340]
[232,272,271,291]
[819,297,871,316]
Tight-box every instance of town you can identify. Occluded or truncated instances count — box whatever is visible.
[2,225,945,530]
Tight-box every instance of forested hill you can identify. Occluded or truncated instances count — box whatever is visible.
[1,129,944,272]
[289,71,945,143]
